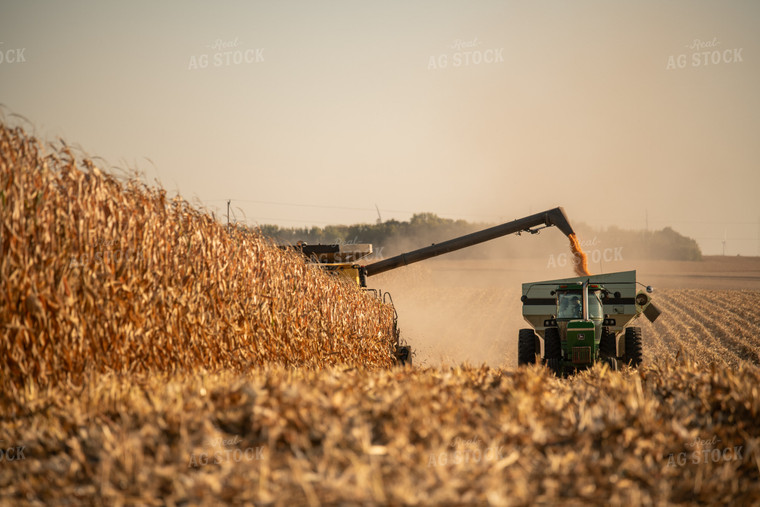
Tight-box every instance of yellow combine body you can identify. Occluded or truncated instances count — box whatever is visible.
[321,263,364,287]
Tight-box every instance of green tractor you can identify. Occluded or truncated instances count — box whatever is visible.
[519,270,660,375]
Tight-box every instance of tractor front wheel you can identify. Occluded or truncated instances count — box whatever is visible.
[518,329,539,365]
[623,327,643,368]
[599,328,616,358]
[544,327,562,376]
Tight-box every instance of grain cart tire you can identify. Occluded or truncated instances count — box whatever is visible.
[599,328,616,358]
[518,329,539,365]
[544,327,562,376]
[623,327,643,368]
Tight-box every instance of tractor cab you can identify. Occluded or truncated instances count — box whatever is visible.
[551,282,606,370]
[555,283,604,321]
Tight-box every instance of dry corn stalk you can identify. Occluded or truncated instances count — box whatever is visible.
[0,122,396,390]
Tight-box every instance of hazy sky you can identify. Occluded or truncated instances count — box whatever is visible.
[2,1,759,255]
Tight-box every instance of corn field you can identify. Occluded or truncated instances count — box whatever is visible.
[0,122,396,393]
[2,122,759,505]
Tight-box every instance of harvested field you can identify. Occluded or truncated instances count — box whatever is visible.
[646,289,760,368]
[2,351,759,505]
[2,123,760,505]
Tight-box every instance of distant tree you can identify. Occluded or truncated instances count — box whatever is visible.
[251,216,702,261]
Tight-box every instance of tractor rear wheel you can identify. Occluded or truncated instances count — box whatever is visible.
[544,327,562,376]
[518,329,539,365]
[623,327,643,367]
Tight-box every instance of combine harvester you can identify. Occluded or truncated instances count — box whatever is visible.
[286,207,659,372]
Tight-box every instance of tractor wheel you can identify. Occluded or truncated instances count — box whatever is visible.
[546,358,561,375]
[599,328,616,358]
[518,329,539,365]
[395,345,412,366]
[544,327,562,376]
[623,327,643,368]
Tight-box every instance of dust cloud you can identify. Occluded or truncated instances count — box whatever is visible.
[367,258,567,368]
[364,234,598,367]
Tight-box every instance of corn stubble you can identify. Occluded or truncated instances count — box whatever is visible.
[2,123,760,505]
[3,360,760,504]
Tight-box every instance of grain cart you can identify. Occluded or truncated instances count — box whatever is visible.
[519,270,661,375]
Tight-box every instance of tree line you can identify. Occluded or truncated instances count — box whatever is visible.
[256,213,702,261]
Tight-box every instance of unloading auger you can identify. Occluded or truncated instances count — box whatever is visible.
[285,207,585,366]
